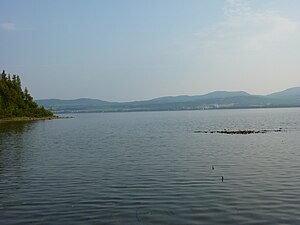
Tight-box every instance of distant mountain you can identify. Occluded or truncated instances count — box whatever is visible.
[137,91,250,104]
[36,87,300,113]
[267,87,300,98]
[35,98,113,112]
[36,98,111,107]
[199,91,250,99]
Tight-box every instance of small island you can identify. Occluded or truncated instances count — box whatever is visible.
[0,70,56,121]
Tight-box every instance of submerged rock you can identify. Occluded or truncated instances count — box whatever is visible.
[194,128,285,135]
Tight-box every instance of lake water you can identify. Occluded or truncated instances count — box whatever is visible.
[1,108,300,224]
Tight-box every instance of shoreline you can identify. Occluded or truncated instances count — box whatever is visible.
[0,116,73,122]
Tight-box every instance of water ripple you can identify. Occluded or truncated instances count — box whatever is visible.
[1,109,300,224]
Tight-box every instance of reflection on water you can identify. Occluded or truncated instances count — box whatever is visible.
[0,121,36,135]
[0,121,38,214]
[0,121,35,169]
[0,121,38,157]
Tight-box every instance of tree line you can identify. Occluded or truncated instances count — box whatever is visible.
[0,70,53,119]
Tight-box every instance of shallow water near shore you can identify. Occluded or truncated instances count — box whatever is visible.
[1,108,300,224]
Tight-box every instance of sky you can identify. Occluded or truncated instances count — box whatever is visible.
[1,0,300,101]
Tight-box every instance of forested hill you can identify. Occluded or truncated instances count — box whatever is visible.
[36,88,300,113]
[0,70,53,119]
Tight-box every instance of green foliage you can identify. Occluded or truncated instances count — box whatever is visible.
[0,70,53,119]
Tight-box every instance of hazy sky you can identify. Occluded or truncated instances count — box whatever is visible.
[1,0,300,101]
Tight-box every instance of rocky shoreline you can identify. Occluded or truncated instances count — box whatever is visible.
[0,116,73,122]
[194,128,285,135]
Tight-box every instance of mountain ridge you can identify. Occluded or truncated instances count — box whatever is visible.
[36,87,300,113]
[267,87,300,98]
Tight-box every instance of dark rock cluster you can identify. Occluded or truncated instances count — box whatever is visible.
[194,128,284,135]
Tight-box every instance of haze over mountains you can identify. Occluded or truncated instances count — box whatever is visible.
[36,87,300,113]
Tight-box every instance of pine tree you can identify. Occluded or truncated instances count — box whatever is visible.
[0,70,53,119]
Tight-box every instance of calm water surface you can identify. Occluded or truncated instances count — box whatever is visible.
[1,108,300,224]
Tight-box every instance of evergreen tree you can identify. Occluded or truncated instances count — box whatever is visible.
[0,70,53,119]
